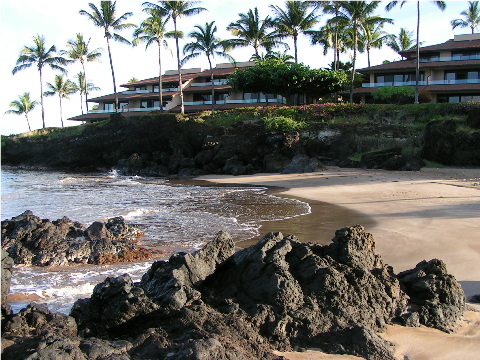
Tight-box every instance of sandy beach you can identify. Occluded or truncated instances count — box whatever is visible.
[197,167,480,360]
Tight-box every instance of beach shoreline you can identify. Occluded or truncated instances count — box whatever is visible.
[196,166,480,360]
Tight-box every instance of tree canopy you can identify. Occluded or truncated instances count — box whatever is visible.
[227,59,348,103]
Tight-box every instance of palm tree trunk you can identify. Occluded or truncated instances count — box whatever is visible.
[39,67,46,128]
[350,26,358,104]
[174,18,184,114]
[367,46,371,67]
[106,36,119,112]
[158,40,164,112]
[81,61,89,113]
[25,114,31,132]
[59,95,64,128]
[293,34,298,64]
[80,93,84,115]
[208,56,214,114]
[415,0,420,104]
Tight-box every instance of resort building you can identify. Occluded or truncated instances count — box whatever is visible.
[69,61,287,123]
[352,33,480,103]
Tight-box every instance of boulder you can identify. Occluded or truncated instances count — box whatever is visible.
[397,259,466,332]
[1,249,14,318]
[281,154,325,174]
[2,227,466,360]
[1,211,153,266]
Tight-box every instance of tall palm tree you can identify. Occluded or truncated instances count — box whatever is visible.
[133,7,175,111]
[5,93,39,132]
[269,1,321,63]
[451,1,480,34]
[385,1,446,103]
[79,1,135,112]
[144,1,207,114]
[183,21,234,114]
[320,1,343,71]
[12,35,68,128]
[65,33,102,113]
[226,7,287,58]
[74,72,100,114]
[44,74,78,127]
[331,1,392,103]
[387,27,418,59]
[362,22,391,67]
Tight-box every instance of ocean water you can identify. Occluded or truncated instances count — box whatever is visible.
[1,168,310,314]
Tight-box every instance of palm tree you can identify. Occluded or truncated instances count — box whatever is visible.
[144,1,207,114]
[65,33,102,113]
[451,1,480,34]
[182,21,234,114]
[331,1,392,103]
[387,27,418,59]
[79,1,136,112]
[226,7,287,59]
[385,1,446,103]
[74,72,100,114]
[320,1,343,71]
[362,22,391,67]
[5,93,39,132]
[12,35,68,128]
[133,7,175,111]
[44,74,78,127]
[269,1,321,63]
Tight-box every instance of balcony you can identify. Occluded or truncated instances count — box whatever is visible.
[362,78,480,88]
[88,107,164,114]
[184,98,286,106]
[122,89,149,94]
[190,79,229,87]
[419,54,480,62]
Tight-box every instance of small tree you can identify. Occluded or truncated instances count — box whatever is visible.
[227,59,348,104]
[44,74,78,127]
[5,92,39,132]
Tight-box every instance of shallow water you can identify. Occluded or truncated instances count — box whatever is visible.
[1,168,311,314]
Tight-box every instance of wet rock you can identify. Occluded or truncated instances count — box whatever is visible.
[263,153,290,173]
[1,211,152,266]
[397,259,466,332]
[470,294,480,303]
[1,249,14,318]
[2,227,466,360]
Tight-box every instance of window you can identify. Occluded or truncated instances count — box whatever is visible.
[375,72,421,84]
[135,86,147,91]
[119,102,128,110]
[193,93,212,102]
[104,103,115,111]
[140,100,160,108]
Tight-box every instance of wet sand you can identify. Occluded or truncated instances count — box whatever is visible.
[197,167,480,360]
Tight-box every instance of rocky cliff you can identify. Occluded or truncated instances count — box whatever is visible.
[1,226,465,360]
[6,113,472,176]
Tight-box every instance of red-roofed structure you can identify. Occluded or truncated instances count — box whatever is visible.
[69,62,287,122]
[351,33,480,103]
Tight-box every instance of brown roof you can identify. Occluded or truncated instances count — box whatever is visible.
[359,59,480,73]
[400,38,480,57]
[68,111,146,121]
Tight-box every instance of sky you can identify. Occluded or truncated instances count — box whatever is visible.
[0,0,472,135]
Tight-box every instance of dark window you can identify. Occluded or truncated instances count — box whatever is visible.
[104,103,115,111]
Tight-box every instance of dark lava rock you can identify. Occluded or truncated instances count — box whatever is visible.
[470,294,480,303]
[397,259,466,332]
[1,211,153,266]
[2,227,466,360]
[1,249,14,318]
[281,154,325,174]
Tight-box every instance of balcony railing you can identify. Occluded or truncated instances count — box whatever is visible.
[122,89,149,94]
[183,98,287,106]
[191,79,229,87]
[88,107,164,114]
[419,54,480,62]
[362,78,480,88]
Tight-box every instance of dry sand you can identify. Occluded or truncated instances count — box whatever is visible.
[197,167,480,360]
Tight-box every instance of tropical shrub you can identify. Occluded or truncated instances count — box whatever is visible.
[372,86,416,105]
[264,116,307,132]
